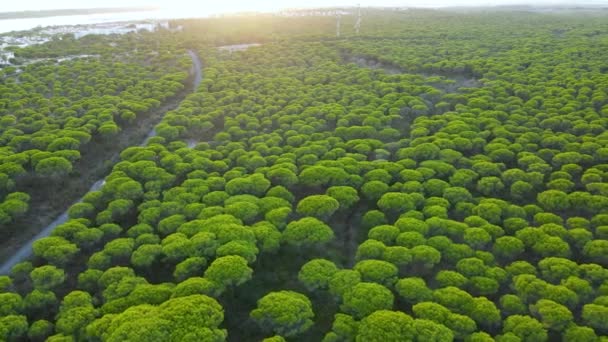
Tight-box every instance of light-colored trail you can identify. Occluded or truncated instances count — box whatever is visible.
[0,50,203,275]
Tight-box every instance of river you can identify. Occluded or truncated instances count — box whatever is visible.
[0,4,290,35]
[0,8,211,34]
[0,49,203,275]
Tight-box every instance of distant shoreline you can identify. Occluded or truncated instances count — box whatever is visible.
[1,4,606,23]
[0,7,158,21]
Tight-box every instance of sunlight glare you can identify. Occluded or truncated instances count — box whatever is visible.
[156,0,288,18]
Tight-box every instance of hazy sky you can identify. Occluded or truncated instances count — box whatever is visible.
[1,0,605,13]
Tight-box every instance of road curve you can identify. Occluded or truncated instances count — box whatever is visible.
[0,50,203,275]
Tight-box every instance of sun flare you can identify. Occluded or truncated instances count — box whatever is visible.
[156,0,289,18]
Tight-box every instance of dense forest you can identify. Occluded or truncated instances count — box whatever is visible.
[0,32,193,261]
[1,8,608,341]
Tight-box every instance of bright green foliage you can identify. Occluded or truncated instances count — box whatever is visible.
[298,259,339,291]
[355,310,414,341]
[32,236,80,266]
[471,297,502,330]
[172,277,222,298]
[413,302,475,339]
[28,320,54,341]
[216,240,259,263]
[174,257,208,281]
[131,244,162,269]
[329,270,362,298]
[0,276,12,291]
[382,246,412,266]
[502,315,548,342]
[377,192,415,217]
[356,239,386,260]
[0,292,22,316]
[354,259,398,287]
[0,315,28,341]
[493,236,524,261]
[55,291,96,336]
[323,313,358,342]
[225,174,271,197]
[296,195,340,221]
[538,190,570,212]
[500,294,527,316]
[341,282,394,319]
[362,210,388,229]
[86,295,226,341]
[530,299,573,331]
[35,157,73,177]
[327,186,360,209]
[361,181,389,201]
[435,270,468,288]
[563,325,598,342]
[581,304,608,331]
[370,225,400,245]
[410,245,441,269]
[3,9,608,342]
[251,291,314,337]
[252,223,282,253]
[204,255,253,290]
[583,240,608,264]
[410,319,454,342]
[30,265,65,291]
[224,201,260,224]
[395,277,432,304]
[282,217,334,247]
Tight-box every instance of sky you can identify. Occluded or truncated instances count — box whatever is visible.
[1,0,606,13]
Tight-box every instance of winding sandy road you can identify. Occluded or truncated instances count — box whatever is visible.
[0,50,203,275]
